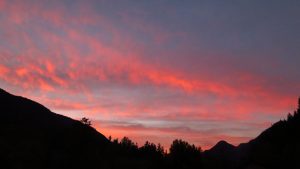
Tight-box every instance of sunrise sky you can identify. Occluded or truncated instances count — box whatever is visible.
[0,0,299,149]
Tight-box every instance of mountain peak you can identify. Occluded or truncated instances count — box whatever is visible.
[214,140,235,149]
[215,140,231,146]
[206,140,236,155]
[203,140,238,167]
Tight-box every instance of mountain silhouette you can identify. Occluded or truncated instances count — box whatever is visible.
[0,88,110,169]
[203,140,238,168]
[1,88,299,169]
[204,98,300,169]
[207,140,236,154]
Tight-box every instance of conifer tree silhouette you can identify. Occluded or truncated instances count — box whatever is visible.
[298,97,300,110]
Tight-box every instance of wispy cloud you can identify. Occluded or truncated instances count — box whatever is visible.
[0,0,299,149]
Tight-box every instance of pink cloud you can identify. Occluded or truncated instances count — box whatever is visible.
[0,0,298,150]
[0,64,10,79]
[93,120,256,150]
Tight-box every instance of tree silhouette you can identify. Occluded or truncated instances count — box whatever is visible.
[169,139,202,168]
[119,137,138,155]
[80,117,92,126]
[120,137,137,148]
[287,113,293,121]
[157,143,165,156]
[140,141,156,153]
[298,97,300,111]
[139,141,165,158]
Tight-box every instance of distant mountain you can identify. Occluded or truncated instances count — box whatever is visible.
[206,140,236,155]
[204,98,300,169]
[203,140,239,169]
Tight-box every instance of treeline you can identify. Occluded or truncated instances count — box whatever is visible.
[104,136,202,169]
[77,98,300,169]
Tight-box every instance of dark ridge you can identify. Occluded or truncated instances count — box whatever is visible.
[208,140,236,153]
[204,96,300,169]
[203,140,238,169]
[1,88,300,169]
[0,88,109,169]
[0,88,9,94]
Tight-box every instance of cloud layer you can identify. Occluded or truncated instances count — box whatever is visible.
[0,0,299,149]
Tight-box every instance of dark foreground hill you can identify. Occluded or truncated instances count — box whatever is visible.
[1,88,300,169]
[0,88,110,169]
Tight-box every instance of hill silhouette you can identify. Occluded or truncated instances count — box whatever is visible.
[0,88,300,169]
[203,140,237,168]
[0,88,110,169]
[0,88,201,169]
[206,140,236,155]
[204,98,300,169]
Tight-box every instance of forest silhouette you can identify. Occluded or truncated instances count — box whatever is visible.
[0,88,299,169]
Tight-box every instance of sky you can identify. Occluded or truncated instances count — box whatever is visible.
[0,0,299,150]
